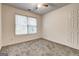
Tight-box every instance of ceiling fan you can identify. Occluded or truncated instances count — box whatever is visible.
[27,3,48,11]
[36,3,48,9]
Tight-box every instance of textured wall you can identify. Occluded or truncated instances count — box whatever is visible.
[1,38,79,56]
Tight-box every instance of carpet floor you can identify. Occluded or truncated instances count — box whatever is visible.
[0,38,79,56]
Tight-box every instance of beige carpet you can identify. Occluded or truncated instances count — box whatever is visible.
[0,38,79,56]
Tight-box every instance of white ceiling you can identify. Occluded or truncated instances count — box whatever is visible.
[3,3,69,15]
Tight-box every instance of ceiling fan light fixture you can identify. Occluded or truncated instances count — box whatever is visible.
[37,3,43,8]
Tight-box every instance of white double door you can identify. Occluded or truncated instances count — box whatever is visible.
[66,9,79,49]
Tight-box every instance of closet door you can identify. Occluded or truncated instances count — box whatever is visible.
[66,9,74,47]
[0,3,2,49]
[70,8,79,49]
[72,9,78,48]
[76,9,79,49]
[66,9,78,48]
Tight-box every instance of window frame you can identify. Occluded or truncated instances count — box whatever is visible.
[14,14,38,36]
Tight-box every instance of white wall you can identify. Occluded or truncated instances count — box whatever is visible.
[2,4,42,46]
[43,4,79,49]
[0,3,2,49]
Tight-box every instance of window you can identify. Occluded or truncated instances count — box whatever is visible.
[15,14,37,35]
[15,15,28,35]
[28,17,37,34]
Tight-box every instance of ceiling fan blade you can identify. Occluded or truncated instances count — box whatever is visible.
[43,3,48,7]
